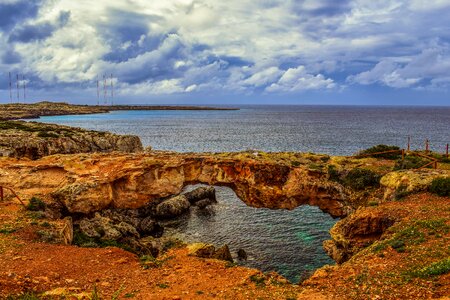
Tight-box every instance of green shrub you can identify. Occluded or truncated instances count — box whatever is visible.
[26,197,46,211]
[429,177,450,197]
[343,168,381,190]
[407,258,450,278]
[36,131,59,138]
[5,292,40,300]
[249,274,266,287]
[327,165,341,182]
[394,155,430,170]
[389,239,406,253]
[357,145,401,159]
[393,185,410,200]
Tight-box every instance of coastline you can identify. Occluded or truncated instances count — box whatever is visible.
[0,104,449,299]
[0,101,239,121]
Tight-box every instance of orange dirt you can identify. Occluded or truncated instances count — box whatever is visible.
[0,201,300,299]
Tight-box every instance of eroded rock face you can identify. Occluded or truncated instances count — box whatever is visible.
[0,152,350,217]
[323,208,397,263]
[0,121,143,159]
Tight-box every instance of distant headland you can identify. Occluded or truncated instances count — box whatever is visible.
[0,101,239,121]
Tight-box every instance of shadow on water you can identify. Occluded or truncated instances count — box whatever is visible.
[161,185,338,283]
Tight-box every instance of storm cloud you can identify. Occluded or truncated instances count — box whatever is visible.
[0,0,450,103]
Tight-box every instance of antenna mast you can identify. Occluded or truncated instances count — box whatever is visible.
[103,74,107,105]
[96,76,99,105]
[110,73,113,106]
[23,74,26,101]
[8,72,12,103]
[16,74,19,102]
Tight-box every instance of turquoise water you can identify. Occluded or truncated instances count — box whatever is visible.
[34,105,450,282]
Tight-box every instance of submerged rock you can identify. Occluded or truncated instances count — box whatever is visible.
[237,248,247,260]
[155,195,190,218]
[195,198,216,209]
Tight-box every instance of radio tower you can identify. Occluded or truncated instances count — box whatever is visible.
[110,74,113,106]
[103,74,107,105]
[16,74,19,102]
[96,76,99,105]
[8,72,12,103]
[23,74,26,101]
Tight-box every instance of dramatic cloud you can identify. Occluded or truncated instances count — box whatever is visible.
[0,0,450,103]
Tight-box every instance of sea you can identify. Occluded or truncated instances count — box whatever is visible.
[33,105,450,282]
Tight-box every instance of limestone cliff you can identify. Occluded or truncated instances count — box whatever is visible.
[0,151,349,217]
[0,121,143,159]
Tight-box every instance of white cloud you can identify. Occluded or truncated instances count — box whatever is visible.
[349,48,450,89]
[2,0,450,97]
[266,66,335,92]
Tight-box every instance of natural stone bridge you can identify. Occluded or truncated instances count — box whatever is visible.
[0,152,350,218]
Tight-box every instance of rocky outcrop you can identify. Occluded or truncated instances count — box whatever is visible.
[188,243,234,262]
[323,208,398,263]
[380,170,449,201]
[0,121,143,159]
[0,152,350,217]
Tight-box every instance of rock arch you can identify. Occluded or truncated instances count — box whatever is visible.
[51,154,350,218]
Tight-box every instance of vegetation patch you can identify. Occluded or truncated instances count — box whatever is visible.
[393,185,410,201]
[249,274,266,287]
[394,155,429,170]
[372,219,449,254]
[5,292,41,300]
[405,258,450,278]
[429,177,450,197]
[0,226,16,234]
[26,197,46,212]
[357,145,401,159]
[72,229,132,252]
[36,131,60,138]
[343,168,381,190]
[327,165,342,182]
[140,254,173,269]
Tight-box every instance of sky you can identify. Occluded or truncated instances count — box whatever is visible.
[0,0,450,105]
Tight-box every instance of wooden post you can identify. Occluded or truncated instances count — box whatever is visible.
[434,161,438,169]
[407,136,410,151]
[446,144,449,158]
[0,186,3,201]
[402,149,405,161]
[425,139,429,153]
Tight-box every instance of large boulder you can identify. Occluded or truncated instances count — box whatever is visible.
[187,243,233,262]
[155,195,190,218]
[213,245,233,262]
[187,243,216,258]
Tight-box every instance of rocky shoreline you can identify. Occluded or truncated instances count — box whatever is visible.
[0,117,449,299]
[0,120,143,159]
